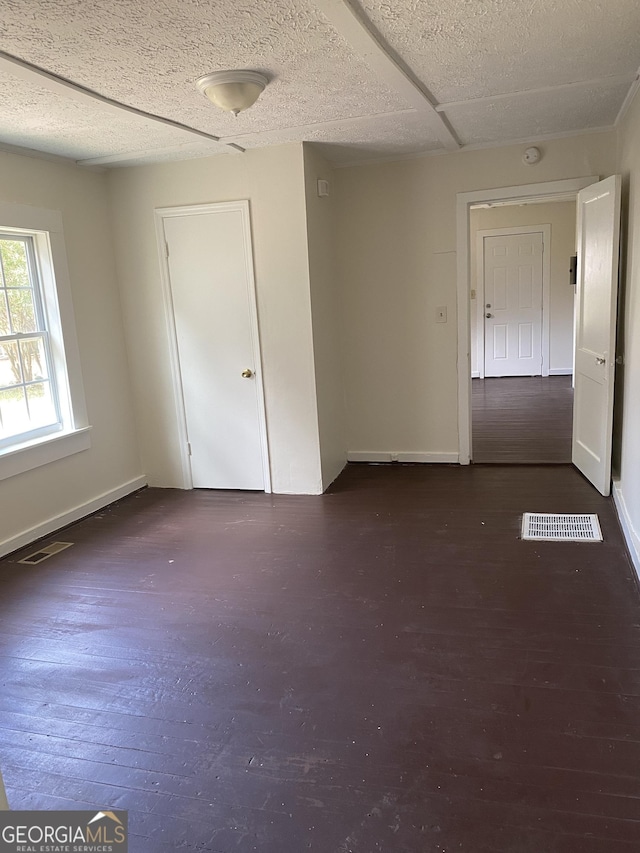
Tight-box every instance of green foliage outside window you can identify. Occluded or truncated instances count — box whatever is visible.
[0,238,44,393]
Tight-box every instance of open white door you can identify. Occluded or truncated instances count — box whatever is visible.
[572,175,621,496]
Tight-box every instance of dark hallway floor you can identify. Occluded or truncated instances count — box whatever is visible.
[1,464,639,852]
[473,375,574,463]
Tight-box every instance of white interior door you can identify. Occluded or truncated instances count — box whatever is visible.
[163,202,269,490]
[572,175,621,497]
[483,232,543,377]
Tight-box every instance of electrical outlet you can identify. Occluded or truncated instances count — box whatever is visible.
[436,306,447,323]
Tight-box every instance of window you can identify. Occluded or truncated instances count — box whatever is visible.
[0,233,61,445]
[0,202,90,481]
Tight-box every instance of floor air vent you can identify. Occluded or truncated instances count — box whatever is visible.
[18,542,74,565]
[522,513,602,542]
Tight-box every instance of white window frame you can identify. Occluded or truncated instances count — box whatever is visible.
[0,202,90,480]
[0,230,64,447]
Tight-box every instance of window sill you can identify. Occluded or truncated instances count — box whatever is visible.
[0,427,92,482]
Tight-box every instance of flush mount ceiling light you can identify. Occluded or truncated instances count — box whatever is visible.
[196,70,268,116]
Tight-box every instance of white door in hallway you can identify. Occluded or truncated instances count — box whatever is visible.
[483,232,543,377]
[572,175,621,497]
[162,201,270,490]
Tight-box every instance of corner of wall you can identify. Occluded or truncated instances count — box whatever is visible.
[302,145,348,491]
[613,75,640,579]
[613,481,640,582]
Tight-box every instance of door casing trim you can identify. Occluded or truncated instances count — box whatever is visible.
[154,200,272,492]
[456,176,598,465]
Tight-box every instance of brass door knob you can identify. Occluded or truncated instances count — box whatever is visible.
[241,368,254,378]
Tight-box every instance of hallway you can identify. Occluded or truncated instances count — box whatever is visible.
[473,375,574,463]
[0,464,638,851]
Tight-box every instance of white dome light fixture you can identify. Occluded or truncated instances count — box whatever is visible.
[196,70,268,116]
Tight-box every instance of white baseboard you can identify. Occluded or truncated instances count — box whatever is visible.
[0,475,148,559]
[471,371,572,378]
[348,451,391,463]
[612,480,640,583]
[347,451,459,464]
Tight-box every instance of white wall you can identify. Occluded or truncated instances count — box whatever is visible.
[302,144,347,489]
[614,91,640,575]
[108,144,325,495]
[0,151,142,555]
[335,132,616,458]
[0,122,632,550]
[470,201,577,375]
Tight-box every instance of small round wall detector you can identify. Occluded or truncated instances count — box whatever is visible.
[522,146,541,165]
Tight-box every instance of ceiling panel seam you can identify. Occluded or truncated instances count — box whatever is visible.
[0,49,243,155]
[76,142,217,167]
[437,74,637,111]
[313,0,460,150]
[615,66,640,125]
[221,108,418,143]
[77,108,424,167]
[0,139,89,168]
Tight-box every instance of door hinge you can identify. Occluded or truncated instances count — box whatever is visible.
[187,442,192,456]
[165,241,170,259]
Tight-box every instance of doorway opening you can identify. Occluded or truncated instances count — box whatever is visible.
[455,176,599,466]
[471,208,574,463]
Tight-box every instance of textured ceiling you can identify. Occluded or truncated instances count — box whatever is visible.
[446,78,632,146]
[0,0,638,167]
[361,0,640,102]
[0,69,211,160]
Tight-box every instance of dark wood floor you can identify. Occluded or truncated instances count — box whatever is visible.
[1,464,639,852]
[473,376,574,463]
